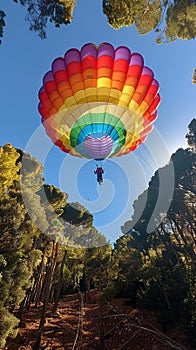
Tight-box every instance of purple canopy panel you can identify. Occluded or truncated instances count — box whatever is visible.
[64,48,81,66]
[81,43,98,60]
[52,57,66,74]
[84,135,113,159]
[115,46,131,62]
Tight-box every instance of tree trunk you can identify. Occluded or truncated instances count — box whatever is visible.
[52,249,67,314]
[158,224,180,264]
[173,217,196,263]
[98,259,105,350]
[34,253,46,306]
[156,272,172,311]
[33,241,59,350]
[168,218,182,246]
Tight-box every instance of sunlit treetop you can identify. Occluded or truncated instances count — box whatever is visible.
[102,0,196,44]
[1,1,195,44]
[0,0,76,41]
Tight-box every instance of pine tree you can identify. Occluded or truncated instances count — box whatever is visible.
[0,145,47,347]
[0,0,76,44]
[0,144,21,195]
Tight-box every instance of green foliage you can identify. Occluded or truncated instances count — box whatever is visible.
[39,184,68,217]
[100,282,117,301]
[0,144,21,195]
[38,184,68,239]
[103,0,162,30]
[2,0,195,44]
[102,0,196,43]
[0,145,47,347]
[19,149,49,233]
[111,119,196,339]
[182,266,196,342]
[18,149,44,193]
[74,227,108,248]
[165,0,196,42]
[61,202,93,228]
[102,0,139,29]
[47,218,65,243]
[59,247,85,293]
[0,0,76,44]
[186,118,196,150]
[135,0,162,35]
[1,122,195,348]
[83,244,113,290]
[0,242,40,346]
[0,305,19,348]
[0,142,107,347]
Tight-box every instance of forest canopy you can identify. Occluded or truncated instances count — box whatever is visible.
[0,0,196,44]
[102,0,196,43]
[0,119,195,348]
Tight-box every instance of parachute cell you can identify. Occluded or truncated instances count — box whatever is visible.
[38,43,161,160]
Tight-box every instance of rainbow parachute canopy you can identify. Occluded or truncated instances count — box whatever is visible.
[38,43,160,160]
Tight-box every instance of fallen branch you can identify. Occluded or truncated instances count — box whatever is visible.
[117,330,139,350]
[104,303,189,350]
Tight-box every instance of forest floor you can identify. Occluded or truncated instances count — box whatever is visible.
[5,290,193,350]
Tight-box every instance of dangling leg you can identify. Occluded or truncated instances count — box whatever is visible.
[98,173,103,185]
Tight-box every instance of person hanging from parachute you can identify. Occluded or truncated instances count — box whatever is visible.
[94,165,104,185]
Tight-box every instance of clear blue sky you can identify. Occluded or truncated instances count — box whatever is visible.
[1,0,196,243]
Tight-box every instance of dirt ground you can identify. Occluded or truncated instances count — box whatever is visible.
[4,290,193,350]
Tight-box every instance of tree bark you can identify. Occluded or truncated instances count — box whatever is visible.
[33,241,59,350]
[52,249,67,314]
[98,258,105,350]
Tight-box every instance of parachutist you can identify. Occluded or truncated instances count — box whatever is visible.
[94,166,104,185]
